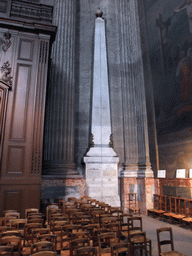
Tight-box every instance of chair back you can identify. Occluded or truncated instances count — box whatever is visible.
[37,234,56,251]
[98,232,117,255]
[70,237,90,256]
[156,227,174,255]
[0,236,21,255]
[127,216,142,238]
[25,208,39,219]
[5,212,20,219]
[31,241,54,254]
[76,246,97,255]
[32,252,57,256]
[0,245,13,256]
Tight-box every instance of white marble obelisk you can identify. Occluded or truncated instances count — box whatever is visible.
[84,10,120,207]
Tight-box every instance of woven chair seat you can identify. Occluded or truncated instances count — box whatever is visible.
[160,251,186,256]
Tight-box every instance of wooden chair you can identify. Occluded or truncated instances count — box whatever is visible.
[31,228,50,243]
[27,217,44,226]
[80,196,91,203]
[70,237,90,256]
[0,227,10,238]
[28,213,42,218]
[62,202,75,215]
[51,221,68,251]
[76,246,97,255]
[102,219,120,238]
[71,231,89,240]
[99,203,111,213]
[10,218,27,235]
[98,232,118,256]
[31,241,55,254]
[3,210,17,216]
[82,224,99,241]
[129,231,148,256]
[60,224,81,252]
[68,197,77,202]
[58,199,67,209]
[2,216,18,227]
[162,197,177,223]
[49,213,66,224]
[111,242,129,256]
[128,193,140,215]
[37,234,57,251]
[127,217,151,256]
[5,212,20,219]
[171,198,186,225]
[46,205,59,225]
[91,228,110,247]
[0,236,22,256]
[0,245,13,256]
[148,194,161,217]
[119,218,132,241]
[156,227,186,256]
[182,199,192,230]
[75,218,92,226]
[91,210,105,224]
[148,195,167,219]
[23,223,43,246]
[1,230,21,237]
[25,208,39,219]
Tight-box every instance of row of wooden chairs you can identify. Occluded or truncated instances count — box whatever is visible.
[46,197,151,256]
[0,197,186,256]
[52,197,185,256]
[148,194,192,229]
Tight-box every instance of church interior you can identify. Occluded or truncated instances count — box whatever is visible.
[0,0,192,254]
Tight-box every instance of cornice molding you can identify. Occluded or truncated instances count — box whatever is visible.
[0,17,57,40]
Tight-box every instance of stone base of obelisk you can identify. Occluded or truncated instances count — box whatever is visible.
[84,147,120,207]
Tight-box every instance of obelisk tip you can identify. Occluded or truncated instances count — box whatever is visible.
[95,8,103,18]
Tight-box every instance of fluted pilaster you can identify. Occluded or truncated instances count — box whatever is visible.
[117,0,153,177]
[43,0,78,176]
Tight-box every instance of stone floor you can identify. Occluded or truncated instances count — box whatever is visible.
[142,214,192,256]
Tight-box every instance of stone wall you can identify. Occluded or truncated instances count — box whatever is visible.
[158,178,192,199]
[120,177,155,214]
[41,177,86,202]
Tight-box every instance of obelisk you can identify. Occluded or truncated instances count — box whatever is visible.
[84,10,120,207]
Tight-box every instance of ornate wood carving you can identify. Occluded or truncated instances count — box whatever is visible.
[0,32,11,52]
[0,61,12,86]
[31,39,49,175]
[0,80,11,165]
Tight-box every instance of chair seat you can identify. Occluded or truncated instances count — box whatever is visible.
[160,250,186,256]
[163,212,175,217]
[172,214,185,219]
[182,217,192,222]
[154,210,165,214]
[130,235,151,244]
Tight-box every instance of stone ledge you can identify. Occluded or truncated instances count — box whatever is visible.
[41,175,84,179]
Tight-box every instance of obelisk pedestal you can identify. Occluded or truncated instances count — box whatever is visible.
[84,10,120,207]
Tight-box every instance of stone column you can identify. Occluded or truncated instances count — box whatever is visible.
[117,0,153,178]
[43,0,78,176]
